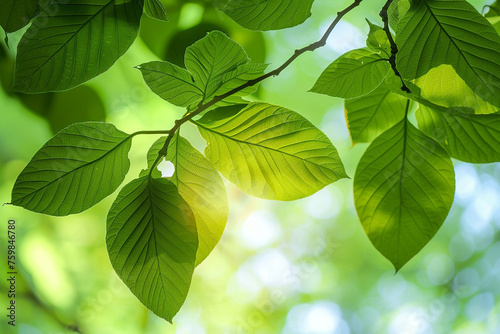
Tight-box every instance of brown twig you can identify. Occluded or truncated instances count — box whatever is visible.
[149,0,364,172]
[380,0,411,93]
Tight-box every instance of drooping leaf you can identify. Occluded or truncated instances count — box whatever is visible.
[354,119,455,271]
[107,176,197,322]
[417,105,500,163]
[345,85,407,143]
[311,48,390,99]
[365,20,391,56]
[486,1,500,32]
[143,134,228,266]
[139,31,266,107]
[13,0,144,93]
[11,122,132,216]
[195,102,348,200]
[396,0,500,107]
[145,0,167,21]
[222,0,314,31]
[412,65,497,114]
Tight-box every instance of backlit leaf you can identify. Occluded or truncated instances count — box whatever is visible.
[195,102,348,200]
[311,48,390,99]
[417,105,500,163]
[11,122,132,216]
[396,0,500,107]
[107,176,197,322]
[345,85,407,143]
[145,0,167,21]
[354,119,455,270]
[142,134,229,266]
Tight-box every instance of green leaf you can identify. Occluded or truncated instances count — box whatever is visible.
[137,61,203,107]
[345,85,407,144]
[13,0,144,93]
[396,0,500,107]
[107,176,197,322]
[416,105,500,163]
[139,31,266,107]
[222,0,314,31]
[11,122,132,216]
[365,20,391,56]
[143,134,229,266]
[310,48,390,99]
[412,64,497,114]
[0,0,39,33]
[354,119,455,271]
[145,0,167,21]
[195,102,348,201]
[388,0,410,31]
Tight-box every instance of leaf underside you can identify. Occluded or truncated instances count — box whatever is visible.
[354,119,455,271]
[11,122,132,216]
[13,0,144,93]
[107,176,198,323]
[222,0,315,31]
[196,101,348,201]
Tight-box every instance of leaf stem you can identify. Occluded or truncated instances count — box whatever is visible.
[380,0,411,93]
[150,0,364,170]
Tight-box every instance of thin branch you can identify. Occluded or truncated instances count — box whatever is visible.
[380,0,411,93]
[151,0,363,168]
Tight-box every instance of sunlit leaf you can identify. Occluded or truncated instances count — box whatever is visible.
[11,122,132,216]
[412,65,497,114]
[417,105,500,163]
[345,85,407,143]
[145,0,167,21]
[354,119,455,271]
[396,0,500,107]
[195,102,348,200]
[311,48,390,99]
[107,176,197,322]
[141,134,228,265]
[139,31,266,106]
[222,0,314,31]
[365,20,391,56]
[13,0,144,93]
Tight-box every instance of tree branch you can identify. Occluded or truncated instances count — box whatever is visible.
[380,0,411,93]
[150,0,364,170]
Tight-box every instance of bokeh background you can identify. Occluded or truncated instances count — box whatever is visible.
[1,0,500,333]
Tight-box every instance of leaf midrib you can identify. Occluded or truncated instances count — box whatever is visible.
[421,0,494,96]
[194,120,342,177]
[15,133,131,202]
[15,0,115,88]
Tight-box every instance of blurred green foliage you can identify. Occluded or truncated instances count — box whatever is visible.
[1,0,500,333]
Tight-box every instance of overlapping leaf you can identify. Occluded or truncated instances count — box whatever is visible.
[354,119,455,270]
[13,0,144,93]
[195,102,348,200]
[417,105,500,163]
[222,0,314,31]
[11,122,132,216]
[142,134,228,266]
[345,85,407,143]
[145,0,167,21]
[413,65,497,114]
[107,176,197,322]
[396,0,500,107]
[366,20,391,56]
[138,31,267,107]
[0,0,43,33]
[311,48,390,99]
